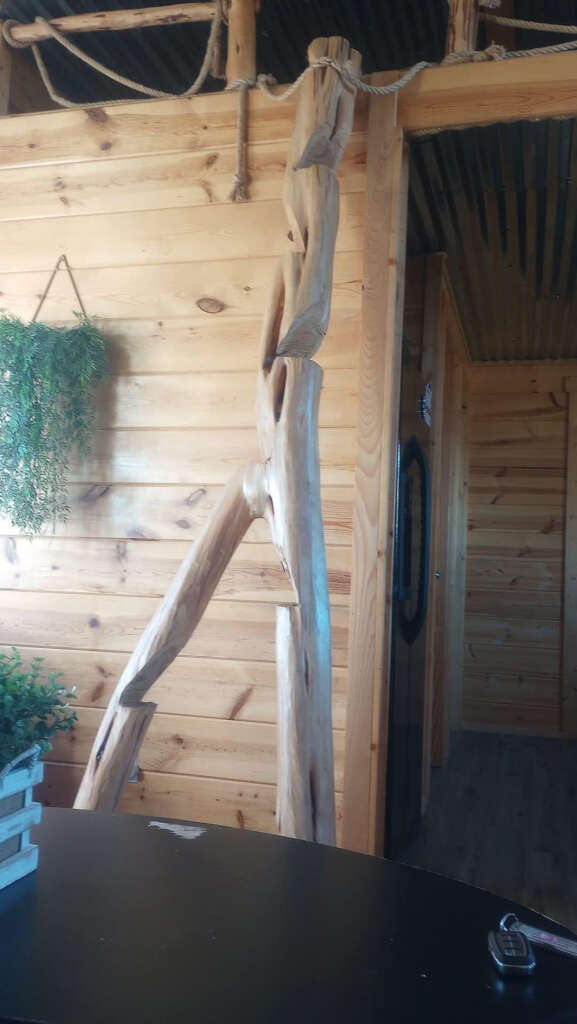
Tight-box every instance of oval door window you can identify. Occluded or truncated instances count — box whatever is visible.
[397,435,431,645]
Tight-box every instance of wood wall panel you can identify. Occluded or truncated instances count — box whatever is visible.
[103,314,361,374]
[0,252,362,323]
[0,194,365,272]
[0,484,354,545]
[0,136,367,222]
[0,91,366,838]
[0,92,368,169]
[67,428,356,487]
[464,373,567,734]
[0,645,348,727]
[37,763,345,842]
[0,537,352,605]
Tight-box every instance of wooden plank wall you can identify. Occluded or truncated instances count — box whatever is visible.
[464,364,571,735]
[0,92,368,838]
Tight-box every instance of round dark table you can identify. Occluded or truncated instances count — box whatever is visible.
[0,808,574,1023]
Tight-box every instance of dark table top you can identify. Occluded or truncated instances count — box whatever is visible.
[0,808,575,1023]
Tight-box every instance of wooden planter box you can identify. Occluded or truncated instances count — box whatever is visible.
[0,746,43,890]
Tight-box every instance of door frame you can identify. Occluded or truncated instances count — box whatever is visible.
[342,50,577,856]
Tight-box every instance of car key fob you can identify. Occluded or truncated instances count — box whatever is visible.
[488,928,536,976]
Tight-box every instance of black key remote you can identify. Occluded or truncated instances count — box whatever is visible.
[488,929,536,976]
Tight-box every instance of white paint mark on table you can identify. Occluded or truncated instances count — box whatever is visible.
[148,821,206,840]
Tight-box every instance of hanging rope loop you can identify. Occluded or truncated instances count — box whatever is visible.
[2,6,224,108]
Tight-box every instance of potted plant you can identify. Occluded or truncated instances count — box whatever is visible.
[0,649,76,890]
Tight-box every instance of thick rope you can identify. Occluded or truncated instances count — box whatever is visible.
[229,83,250,202]
[2,6,224,107]
[482,13,577,35]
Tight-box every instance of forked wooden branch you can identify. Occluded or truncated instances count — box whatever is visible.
[75,37,360,844]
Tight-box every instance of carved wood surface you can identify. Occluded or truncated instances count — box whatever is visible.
[75,37,360,845]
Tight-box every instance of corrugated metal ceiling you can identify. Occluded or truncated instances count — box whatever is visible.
[408,119,577,361]
[3,0,577,360]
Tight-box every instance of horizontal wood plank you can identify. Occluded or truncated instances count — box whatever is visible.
[462,700,560,733]
[470,419,566,445]
[464,615,560,650]
[0,645,347,727]
[0,91,368,169]
[0,251,362,323]
[0,136,367,221]
[469,444,565,470]
[383,50,577,132]
[467,557,562,591]
[0,592,349,665]
[69,428,356,487]
[37,762,344,841]
[0,536,352,604]
[468,466,566,496]
[468,506,564,532]
[0,484,354,545]
[463,671,559,707]
[464,642,562,677]
[465,530,562,557]
[0,194,365,273]
[469,392,567,420]
[49,706,345,788]
[99,369,358,430]
[469,363,577,394]
[103,314,361,374]
[466,589,562,617]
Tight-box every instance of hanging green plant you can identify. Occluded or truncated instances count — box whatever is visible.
[0,257,108,534]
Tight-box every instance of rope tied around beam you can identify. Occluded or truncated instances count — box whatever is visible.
[6,5,577,193]
[2,3,226,104]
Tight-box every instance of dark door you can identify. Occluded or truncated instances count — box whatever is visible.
[385,339,432,859]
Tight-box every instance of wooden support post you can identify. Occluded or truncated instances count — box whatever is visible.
[421,255,449,801]
[445,0,479,54]
[0,22,13,115]
[5,4,215,46]
[74,465,266,810]
[225,0,256,85]
[75,37,360,847]
[259,37,360,845]
[562,378,577,737]
[342,87,409,856]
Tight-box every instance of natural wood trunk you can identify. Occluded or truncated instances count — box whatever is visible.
[225,0,256,85]
[74,465,265,810]
[7,4,215,46]
[75,37,360,843]
[257,38,360,845]
[445,0,479,54]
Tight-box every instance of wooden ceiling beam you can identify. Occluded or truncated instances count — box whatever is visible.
[373,50,577,133]
[6,3,215,46]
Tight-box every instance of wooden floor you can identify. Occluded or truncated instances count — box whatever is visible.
[400,731,577,933]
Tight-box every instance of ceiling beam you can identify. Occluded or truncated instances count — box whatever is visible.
[5,3,215,46]
[373,50,577,133]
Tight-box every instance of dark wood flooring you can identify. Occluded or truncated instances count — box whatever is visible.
[399,731,577,933]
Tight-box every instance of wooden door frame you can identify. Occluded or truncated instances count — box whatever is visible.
[343,44,577,855]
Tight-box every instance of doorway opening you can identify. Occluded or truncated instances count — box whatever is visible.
[385,117,577,933]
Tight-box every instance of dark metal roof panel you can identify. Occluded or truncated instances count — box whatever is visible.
[408,119,577,361]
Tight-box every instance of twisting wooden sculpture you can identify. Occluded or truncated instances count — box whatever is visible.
[75,36,361,846]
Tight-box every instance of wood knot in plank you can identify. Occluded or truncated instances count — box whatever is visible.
[196,296,226,314]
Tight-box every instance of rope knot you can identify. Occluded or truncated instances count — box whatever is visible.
[477,42,507,61]
[1,20,29,49]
